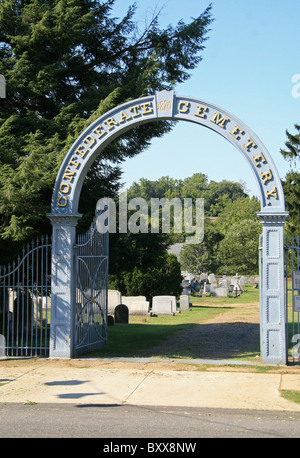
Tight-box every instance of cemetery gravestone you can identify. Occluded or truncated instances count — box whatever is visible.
[219,278,228,288]
[151,296,177,315]
[202,282,208,296]
[127,301,150,315]
[199,273,208,282]
[211,287,229,298]
[0,334,5,358]
[108,290,122,315]
[107,315,114,326]
[180,295,190,311]
[240,276,247,284]
[122,296,150,315]
[231,274,242,294]
[114,304,129,324]
[208,273,216,284]
[204,283,210,294]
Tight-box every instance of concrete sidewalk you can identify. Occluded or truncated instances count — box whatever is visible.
[0,358,300,412]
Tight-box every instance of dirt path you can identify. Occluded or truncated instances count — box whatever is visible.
[136,302,261,361]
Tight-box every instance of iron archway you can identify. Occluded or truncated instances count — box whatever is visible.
[49,90,289,363]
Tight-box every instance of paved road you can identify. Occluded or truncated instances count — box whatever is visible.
[0,403,299,439]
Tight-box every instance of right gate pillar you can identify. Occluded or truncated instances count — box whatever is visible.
[258,211,289,365]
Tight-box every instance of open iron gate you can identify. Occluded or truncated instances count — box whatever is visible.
[74,211,109,356]
[285,236,300,364]
[0,236,51,357]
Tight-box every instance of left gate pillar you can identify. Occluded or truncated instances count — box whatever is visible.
[48,213,82,358]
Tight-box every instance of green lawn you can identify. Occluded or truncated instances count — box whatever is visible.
[81,283,300,363]
[90,284,261,359]
[92,305,228,358]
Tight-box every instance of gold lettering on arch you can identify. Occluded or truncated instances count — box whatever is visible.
[210,112,229,129]
[57,196,68,207]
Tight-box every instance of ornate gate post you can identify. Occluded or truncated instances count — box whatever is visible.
[258,211,289,365]
[48,213,82,358]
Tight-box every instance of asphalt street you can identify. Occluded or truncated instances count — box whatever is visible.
[0,403,299,439]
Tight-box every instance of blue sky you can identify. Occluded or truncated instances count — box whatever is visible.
[113,0,300,197]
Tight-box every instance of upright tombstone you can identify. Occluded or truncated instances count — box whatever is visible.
[107,315,114,326]
[108,290,122,315]
[151,296,177,316]
[240,276,247,290]
[0,334,5,358]
[122,297,150,315]
[231,274,242,295]
[219,277,229,288]
[211,287,229,298]
[115,304,129,324]
[208,273,216,284]
[199,273,208,282]
[180,295,190,311]
[202,282,208,296]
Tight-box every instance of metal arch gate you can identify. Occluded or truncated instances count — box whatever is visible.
[74,211,108,356]
[49,90,289,364]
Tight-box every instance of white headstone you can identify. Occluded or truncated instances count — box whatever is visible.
[108,290,122,314]
[179,295,190,311]
[152,296,177,315]
[122,297,150,315]
[0,334,5,358]
[199,273,208,282]
[211,287,229,297]
[208,273,216,284]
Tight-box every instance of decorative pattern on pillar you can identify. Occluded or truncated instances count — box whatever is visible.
[47,213,82,358]
[258,211,289,365]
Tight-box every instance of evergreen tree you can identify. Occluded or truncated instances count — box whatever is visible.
[280,123,300,236]
[0,0,213,261]
[280,123,300,161]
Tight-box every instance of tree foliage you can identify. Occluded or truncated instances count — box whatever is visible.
[216,220,262,275]
[180,196,261,275]
[128,173,247,212]
[128,174,261,276]
[0,0,213,262]
[280,123,300,236]
[280,123,300,161]
[180,221,223,274]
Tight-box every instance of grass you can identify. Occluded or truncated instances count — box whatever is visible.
[87,284,262,359]
[280,390,300,404]
[191,284,260,306]
[91,305,228,358]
